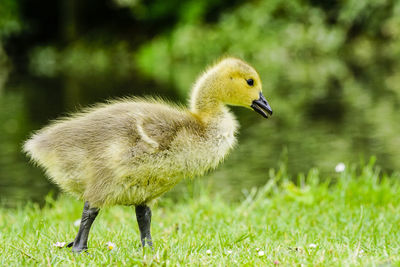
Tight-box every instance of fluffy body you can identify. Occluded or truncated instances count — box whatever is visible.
[23,57,262,208]
[24,100,237,207]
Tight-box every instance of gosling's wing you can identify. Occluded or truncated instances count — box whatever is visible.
[132,103,203,152]
[56,100,201,153]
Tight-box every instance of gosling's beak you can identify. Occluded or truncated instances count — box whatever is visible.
[251,92,273,119]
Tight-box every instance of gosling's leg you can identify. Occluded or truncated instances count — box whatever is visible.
[135,204,153,247]
[67,201,99,253]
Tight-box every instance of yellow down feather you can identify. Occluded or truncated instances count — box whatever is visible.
[23,57,264,208]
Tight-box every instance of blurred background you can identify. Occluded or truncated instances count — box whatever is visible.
[0,0,399,207]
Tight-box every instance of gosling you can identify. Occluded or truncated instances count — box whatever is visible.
[23,57,273,252]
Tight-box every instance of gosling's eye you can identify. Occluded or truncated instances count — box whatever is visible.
[246,79,254,86]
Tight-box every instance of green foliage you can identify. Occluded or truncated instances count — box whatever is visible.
[135,0,400,177]
[29,42,135,79]
[0,163,399,265]
[0,0,22,38]
[115,0,237,24]
[0,0,22,92]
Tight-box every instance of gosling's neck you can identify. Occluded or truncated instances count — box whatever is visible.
[189,68,227,122]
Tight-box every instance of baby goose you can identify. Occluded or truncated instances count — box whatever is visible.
[23,57,273,252]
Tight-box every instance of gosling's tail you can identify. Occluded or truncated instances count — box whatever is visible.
[23,136,35,157]
[23,133,50,165]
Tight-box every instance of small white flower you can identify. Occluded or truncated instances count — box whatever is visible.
[226,250,232,254]
[206,249,212,255]
[258,251,265,256]
[255,247,260,251]
[106,241,116,250]
[335,163,346,173]
[53,242,66,248]
[73,219,81,227]
[308,243,317,248]
[358,249,364,257]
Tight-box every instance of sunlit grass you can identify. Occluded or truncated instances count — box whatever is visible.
[0,160,399,266]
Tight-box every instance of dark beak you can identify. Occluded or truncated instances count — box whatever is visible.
[251,92,273,119]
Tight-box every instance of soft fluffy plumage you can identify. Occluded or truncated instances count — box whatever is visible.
[23,57,269,208]
[24,98,237,207]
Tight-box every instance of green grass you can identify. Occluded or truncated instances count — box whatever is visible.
[1,160,400,266]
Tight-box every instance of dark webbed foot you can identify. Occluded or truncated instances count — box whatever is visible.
[67,201,99,253]
[135,204,153,248]
[71,243,88,253]
[66,241,89,254]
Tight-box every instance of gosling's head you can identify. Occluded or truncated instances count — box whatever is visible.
[191,57,273,119]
